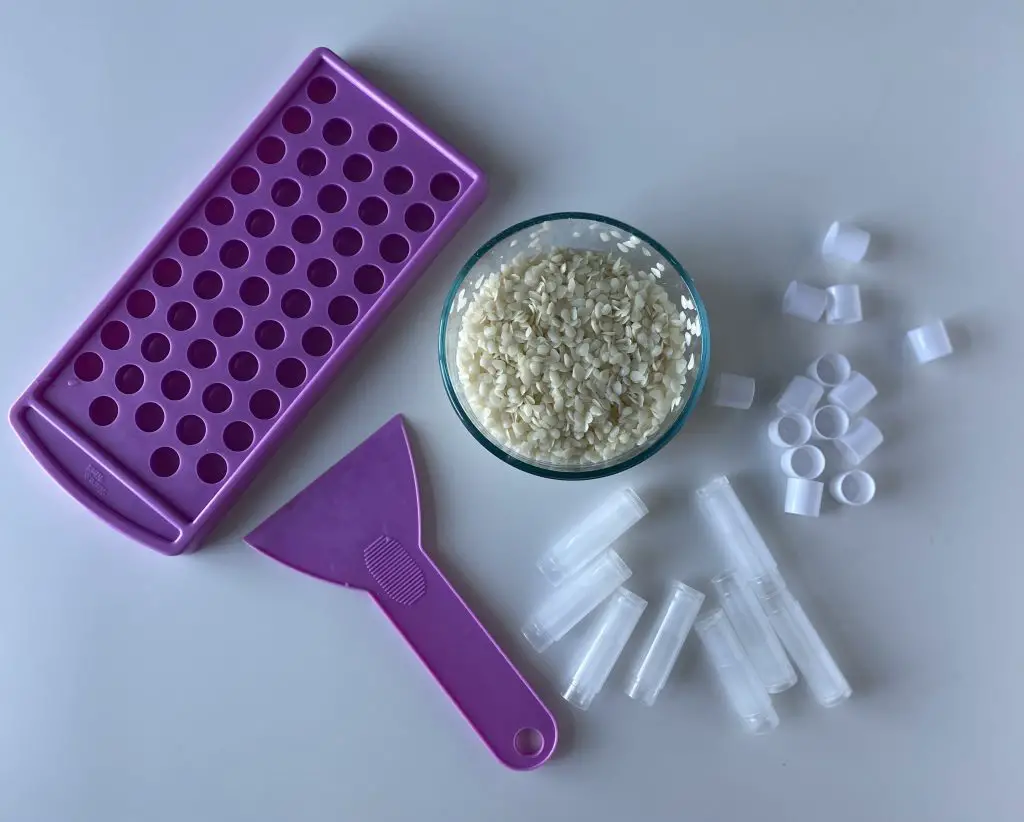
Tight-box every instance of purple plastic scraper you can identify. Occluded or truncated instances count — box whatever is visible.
[10,47,485,555]
[245,416,558,769]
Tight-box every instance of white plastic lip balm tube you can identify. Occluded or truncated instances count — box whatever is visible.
[563,588,647,710]
[834,417,883,466]
[776,375,824,417]
[781,445,825,480]
[785,478,824,517]
[828,371,877,415]
[826,284,863,325]
[831,469,876,506]
[537,489,647,586]
[822,221,871,264]
[713,373,756,410]
[523,550,632,652]
[907,320,953,363]
[812,404,851,440]
[696,476,852,707]
[712,571,797,694]
[782,281,829,322]
[625,581,705,706]
[695,609,779,734]
[768,413,812,448]
[807,353,852,387]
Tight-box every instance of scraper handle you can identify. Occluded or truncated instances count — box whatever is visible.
[365,537,557,769]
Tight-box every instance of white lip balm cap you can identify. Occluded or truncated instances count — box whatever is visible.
[828,371,877,414]
[807,353,852,387]
[785,478,824,517]
[713,373,756,410]
[826,284,863,324]
[907,320,953,363]
[830,470,877,506]
[782,281,829,322]
[781,445,826,480]
[822,221,871,264]
[812,404,851,441]
[768,413,813,448]
[776,375,824,417]
[834,417,883,466]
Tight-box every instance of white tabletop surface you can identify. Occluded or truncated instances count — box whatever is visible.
[2,2,1022,820]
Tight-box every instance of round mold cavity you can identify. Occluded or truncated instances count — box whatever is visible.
[281,289,311,318]
[202,383,233,414]
[379,234,410,264]
[383,166,413,195]
[187,338,217,369]
[430,172,461,202]
[101,321,130,351]
[115,364,144,394]
[74,352,103,382]
[178,227,209,257]
[150,447,180,478]
[214,307,244,337]
[256,136,286,165]
[135,401,164,433]
[219,239,250,269]
[297,148,327,177]
[176,414,206,446]
[88,396,118,426]
[231,166,261,195]
[228,351,259,382]
[197,453,228,484]
[193,270,223,300]
[333,227,363,257]
[141,332,170,363]
[166,301,197,332]
[513,728,544,758]
[205,196,234,225]
[249,389,281,420]
[240,276,270,306]
[153,258,182,287]
[354,264,385,295]
[322,117,352,146]
[272,178,301,207]
[282,106,311,134]
[358,196,388,226]
[306,258,337,287]
[368,123,398,152]
[328,295,359,326]
[126,289,156,318]
[307,76,337,104]
[291,215,321,244]
[245,208,276,238]
[276,357,307,389]
[317,184,347,214]
[161,370,191,401]
[405,203,435,233]
[302,326,333,357]
[343,154,372,183]
[224,421,255,452]
[266,245,296,275]
[255,319,285,350]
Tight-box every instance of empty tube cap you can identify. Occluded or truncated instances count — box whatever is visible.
[537,489,647,586]
[811,404,850,440]
[768,413,812,448]
[783,281,829,322]
[781,445,825,480]
[712,571,797,694]
[834,417,883,466]
[625,581,705,706]
[523,550,631,652]
[807,353,852,387]
[831,469,876,506]
[696,609,779,734]
[785,478,824,517]
[713,373,756,410]
[563,588,647,710]
[777,375,824,417]
[828,371,877,415]
[822,221,871,264]
[907,320,953,363]
[826,284,863,325]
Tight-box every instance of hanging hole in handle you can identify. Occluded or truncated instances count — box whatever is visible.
[513,727,544,757]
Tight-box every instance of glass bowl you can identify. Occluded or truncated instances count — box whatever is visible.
[438,212,710,479]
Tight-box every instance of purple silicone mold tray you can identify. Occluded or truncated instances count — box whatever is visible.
[10,47,485,555]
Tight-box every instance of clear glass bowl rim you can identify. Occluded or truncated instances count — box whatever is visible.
[438,211,711,480]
